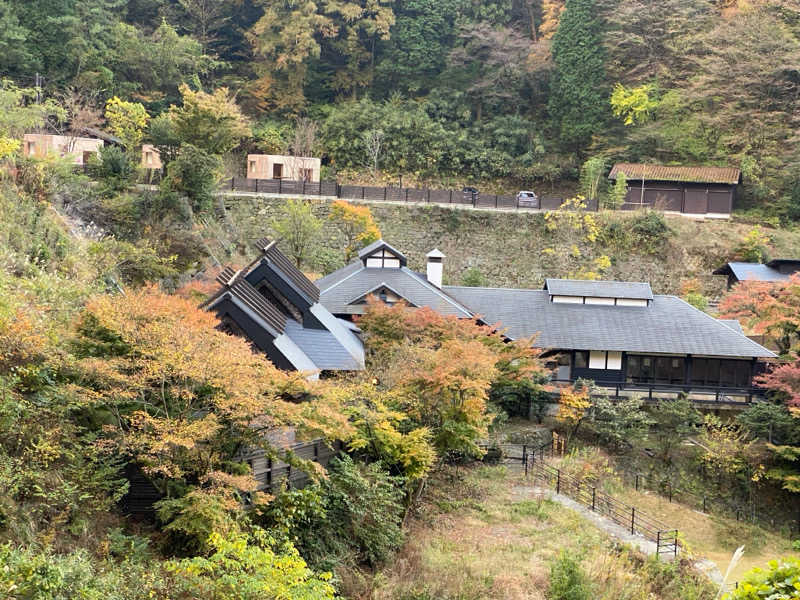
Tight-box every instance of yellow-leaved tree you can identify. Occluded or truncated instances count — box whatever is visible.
[329,200,381,261]
[104,96,149,151]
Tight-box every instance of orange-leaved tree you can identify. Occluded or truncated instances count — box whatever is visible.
[69,287,349,550]
[357,298,548,459]
[718,273,800,355]
[329,200,381,261]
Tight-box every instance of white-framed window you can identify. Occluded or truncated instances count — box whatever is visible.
[588,350,623,370]
[365,249,401,268]
[589,350,607,369]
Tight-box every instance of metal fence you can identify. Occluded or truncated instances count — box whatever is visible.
[223,177,599,212]
[528,456,679,559]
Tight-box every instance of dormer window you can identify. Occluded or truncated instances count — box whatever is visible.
[545,279,653,307]
[365,249,402,268]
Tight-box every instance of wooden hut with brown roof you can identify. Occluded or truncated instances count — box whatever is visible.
[608,163,741,219]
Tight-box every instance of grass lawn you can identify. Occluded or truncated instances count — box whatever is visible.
[341,464,715,600]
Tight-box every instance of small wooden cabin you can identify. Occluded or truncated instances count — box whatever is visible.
[246,154,321,182]
[608,163,741,219]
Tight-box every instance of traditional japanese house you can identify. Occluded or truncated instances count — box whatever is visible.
[713,259,800,289]
[203,238,364,378]
[318,240,775,404]
[608,163,741,218]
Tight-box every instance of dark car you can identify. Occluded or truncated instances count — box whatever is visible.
[462,186,479,203]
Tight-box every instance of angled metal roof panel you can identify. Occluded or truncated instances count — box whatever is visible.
[723,262,792,283]
[443,286,774,358]
[283,319,362,371]
[255,238,320,302]
[545,279,654,300]
[609,163,741,185]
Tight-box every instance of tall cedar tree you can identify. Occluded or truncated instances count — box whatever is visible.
[547,0,608,150]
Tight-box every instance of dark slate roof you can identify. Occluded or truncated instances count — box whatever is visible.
[544,279,654,300]
[357,239,407,265]
[209,267,287,334]
[255,238,320,302]
[609,163,741,185]
[316,261,472,317]
[443,286,774,358]
[283,320,361,371]
[712,262,796,283]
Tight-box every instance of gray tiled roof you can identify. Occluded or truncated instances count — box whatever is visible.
[714,262,796,283]
[443,286,774,358]
[545,279,654,300]
[283,320,362,370]
[316,263,473,317]
[718,319,744,335]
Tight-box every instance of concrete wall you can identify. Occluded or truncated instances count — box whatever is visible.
[247,154,321,182]
[23,134,103,165]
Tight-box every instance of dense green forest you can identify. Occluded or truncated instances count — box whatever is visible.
[4,0,800,218]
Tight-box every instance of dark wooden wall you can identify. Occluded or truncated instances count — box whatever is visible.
[623,182,734,216]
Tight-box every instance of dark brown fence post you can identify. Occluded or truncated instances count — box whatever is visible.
[591,487,596,511]
[449,190,453,203]
[556,469,561,494]
[362,186,365,200]
[231,177,235,191]
[278,178,282,194]
[255,178,259,193]
[384,187,387,201]
[405,188,409,202]
[631,507,636,534]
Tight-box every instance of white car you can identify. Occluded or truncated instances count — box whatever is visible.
[516,190,539,208]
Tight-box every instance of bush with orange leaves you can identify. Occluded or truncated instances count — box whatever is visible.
[357,298,549,461]
[69,287,350,551]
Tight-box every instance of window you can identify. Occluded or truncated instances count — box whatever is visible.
[589,350,607,369]
[273,163,283,179]
[574,351,588,369]
[365,249,402,268]
[691,358,751,388]
[607,351,622,370]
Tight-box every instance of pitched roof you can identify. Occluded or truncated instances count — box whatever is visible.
[356,239,408,266]
[544,279,654,300]
[282,320,362,371]
[206,267,288,335]
[718,319,744,335]
[443,286,774,358]
[255,237,320,302]
[712,262,797,283]
[609,163,741,185]
[316,261,472,317]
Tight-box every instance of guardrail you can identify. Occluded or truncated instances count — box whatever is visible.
[528,456,679,559]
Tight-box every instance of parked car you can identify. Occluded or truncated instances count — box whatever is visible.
[516,190,539,208]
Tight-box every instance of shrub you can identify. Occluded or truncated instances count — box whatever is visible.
[723,557,800,599]
[629,210,670,248]
[160,143,222,214]
[548,551,593,600]
[87,145,137,193]
[588,394,653,452]
[461,267,488,287]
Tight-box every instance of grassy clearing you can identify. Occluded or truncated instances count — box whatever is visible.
[340,464,715,600]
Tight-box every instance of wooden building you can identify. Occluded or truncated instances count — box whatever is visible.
[608,163,741,219]
[23,133,103,165]
[318,241,775,405]
[246,154,321,182]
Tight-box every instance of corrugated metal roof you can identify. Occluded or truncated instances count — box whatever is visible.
[545,279,654,300]
[443,286,774,358]
[609,163,741,185]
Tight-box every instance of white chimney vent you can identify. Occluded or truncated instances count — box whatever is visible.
[426,248,445,289]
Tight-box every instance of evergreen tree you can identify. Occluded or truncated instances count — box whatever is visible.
[547,0,608,151]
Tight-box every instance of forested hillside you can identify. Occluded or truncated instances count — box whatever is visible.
[4,0,800,218]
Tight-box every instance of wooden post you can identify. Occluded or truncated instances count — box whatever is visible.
[631,507,636,534]
[656,530,661,560]
[362,186,366,200]
[556,470,561,494]
[635,474,639,491]
[449,190,453,203]
[384,187,387,201]
[427,188,431,203]
[405,188,409,202]
[592,487,596,511]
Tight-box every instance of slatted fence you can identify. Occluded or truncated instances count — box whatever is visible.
[223,177,597,212]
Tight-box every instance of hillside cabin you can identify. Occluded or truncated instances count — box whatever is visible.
[141,144,162,170]
[317,240,775,405]
[608,163,741,219]
[247,154,321,182]
[202,238,363,378]
[23,133,103,165]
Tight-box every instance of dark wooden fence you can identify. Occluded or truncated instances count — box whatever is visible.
[223,177,598,212]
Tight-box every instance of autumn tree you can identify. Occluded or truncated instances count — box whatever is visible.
[357,300,548,460]
[168,84,251,155]
[271,199,322,268]
[555,380,592,443]
[70,288,349,549]
[104,96,149,152]
[718,274,800,355]
[328,200,381,261]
